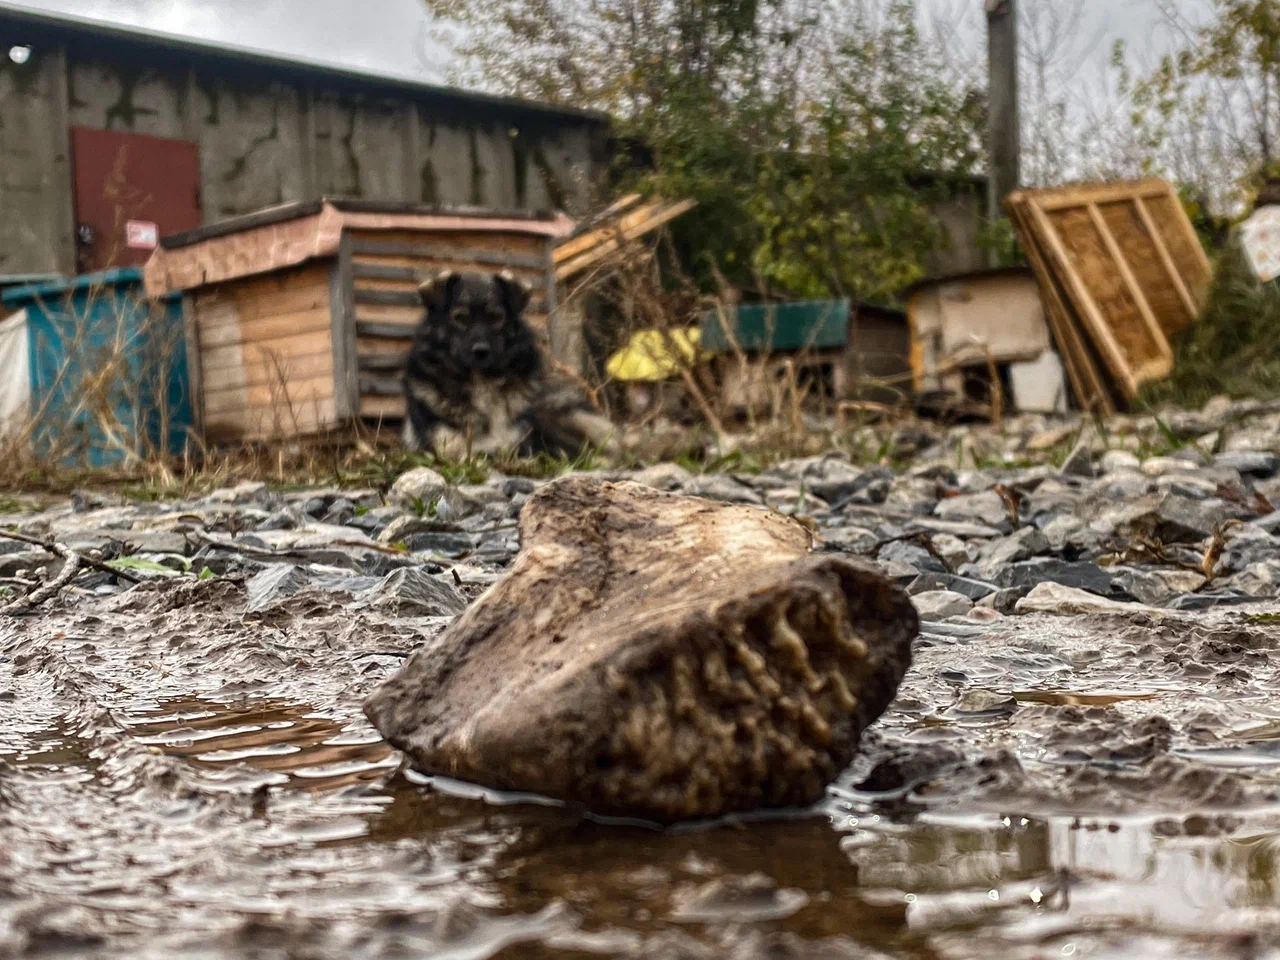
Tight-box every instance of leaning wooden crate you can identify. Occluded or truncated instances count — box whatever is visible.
[1006,179,1211,409]
[143,199,571,444]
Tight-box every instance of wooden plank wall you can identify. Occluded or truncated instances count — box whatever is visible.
[189,261,338,442]
[345,228,555,422]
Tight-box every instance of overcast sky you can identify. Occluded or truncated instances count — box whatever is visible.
[6,0,1168,87]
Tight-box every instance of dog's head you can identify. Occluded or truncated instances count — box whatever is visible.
[418,270,538,377]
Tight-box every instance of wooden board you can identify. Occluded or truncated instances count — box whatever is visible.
[554,199,698,280]
[1006,178,1207,403]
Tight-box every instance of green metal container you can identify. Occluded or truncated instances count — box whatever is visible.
[699,299,852,353]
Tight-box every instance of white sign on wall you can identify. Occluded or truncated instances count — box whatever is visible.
[125,220,160,251]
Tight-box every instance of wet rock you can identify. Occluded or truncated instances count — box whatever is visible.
[1226,560,1280,597]
[1214,451,1278,478]
[1215,527,1280,575]
[1111,566,1208,606]
[245,564,311,613]
[912,590,974,622]
[806,462,869,504]
[1015,582,1166,617]
[997,558,1115,596]
[346,505,400,536]
[934,490,1009,530]
[1094,470,1155,501]
[1038,514,1084,551]
[877,558,921,585]
[390,467,449,507]
[908,573,996,603]
[365,476,918,822]
[878,540,946,575]
[885,477,938,512]
[455,484,508,509]
[351,568,466,616]
[1143,455,1205,476]
[684,474,765,505]
[976,586,1032,614]
[973,527,1051,580]
[1154,474,1225,500]
[1152,495,1243,542]
[1100,449,1141,474]
[927,533,972,570]
[209,481,269,504]
[404,532,476,557]
[630,462,694,492]
[857,742,964,792]
[948,689,1018,718]
[254,509,301,532]
[1168,591,1258,612]
[321,498,356,525]
[503,477,538,497]
[378,515,449,545]
[908,517,1003,539]
[0,549,53,578]
[1102,492,1240,543]
[1060,438,1095,478]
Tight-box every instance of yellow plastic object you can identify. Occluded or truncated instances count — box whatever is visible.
[606,327,704,382]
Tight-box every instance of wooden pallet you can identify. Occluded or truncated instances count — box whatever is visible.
[1006,179,1211,407]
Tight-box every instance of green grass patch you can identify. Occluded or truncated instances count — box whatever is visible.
[1142,239,1280,407]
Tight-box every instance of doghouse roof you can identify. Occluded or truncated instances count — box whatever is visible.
[143,199,576,297]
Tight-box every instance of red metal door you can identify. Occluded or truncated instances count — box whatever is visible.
[70,127,203,272]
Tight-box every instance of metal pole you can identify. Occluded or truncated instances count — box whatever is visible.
[986,0,1020,227]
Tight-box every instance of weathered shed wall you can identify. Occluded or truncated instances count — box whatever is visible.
[0,18,603,276]
[0,50,75,277]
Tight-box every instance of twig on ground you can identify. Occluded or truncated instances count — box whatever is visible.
[0,528,144,585]
[0,544,82,613]
[191,530,408,560]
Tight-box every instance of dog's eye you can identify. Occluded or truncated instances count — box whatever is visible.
[451,310,469,326]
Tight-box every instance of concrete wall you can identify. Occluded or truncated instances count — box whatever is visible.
[0,46,602,276]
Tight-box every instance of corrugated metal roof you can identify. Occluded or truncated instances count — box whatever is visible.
[1,267,174,305]
[0,0,608,125]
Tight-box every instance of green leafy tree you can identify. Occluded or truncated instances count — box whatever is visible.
[1119,0,1280,208]
[425,0,984,302]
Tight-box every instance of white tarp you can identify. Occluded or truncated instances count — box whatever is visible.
[0,309,31,440]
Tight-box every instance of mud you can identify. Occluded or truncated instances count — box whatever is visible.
[3,574,1280,959]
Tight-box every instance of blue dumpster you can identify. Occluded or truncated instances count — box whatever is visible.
[0,269,192,468]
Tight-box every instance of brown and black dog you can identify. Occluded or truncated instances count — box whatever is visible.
[401,269,618,459]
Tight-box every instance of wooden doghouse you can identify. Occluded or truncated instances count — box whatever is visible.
[903,267,1064,412]
[144,199,572,443]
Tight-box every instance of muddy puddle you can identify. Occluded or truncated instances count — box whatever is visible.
[6,586,1280,958]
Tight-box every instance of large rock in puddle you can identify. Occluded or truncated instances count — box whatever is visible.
[364,476,918,822]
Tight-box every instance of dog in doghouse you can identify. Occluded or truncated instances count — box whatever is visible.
[401,269,619,460]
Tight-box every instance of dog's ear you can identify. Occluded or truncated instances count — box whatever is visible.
[419,270,460,310]
[493,270,532,315]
